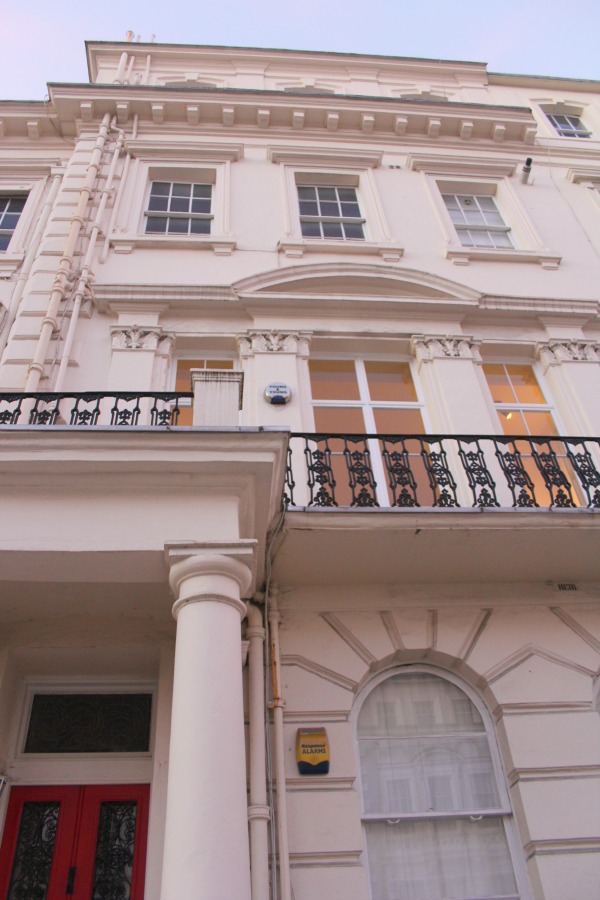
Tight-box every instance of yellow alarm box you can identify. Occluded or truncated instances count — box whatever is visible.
[296,728,330,775]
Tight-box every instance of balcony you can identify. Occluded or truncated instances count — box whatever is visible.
[0,393,598,512]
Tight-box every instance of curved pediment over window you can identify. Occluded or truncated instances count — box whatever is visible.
[234,262,481,303]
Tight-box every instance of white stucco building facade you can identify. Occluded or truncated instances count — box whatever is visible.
[0,37,598,900]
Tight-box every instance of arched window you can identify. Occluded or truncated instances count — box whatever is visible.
[356,668,524,899]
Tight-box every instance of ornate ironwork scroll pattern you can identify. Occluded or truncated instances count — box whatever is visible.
[380,438,419,507]
[91,801,138,900]
[7,802,59,900]
[0,393,194,427]
[25,694,152,754]
[420,441,458,507]
[344,439,378,507]
[531,441,576,507]
[493,442,538,507]
[305,438,337,507]
[565,441,600,508]
[458,440,499,508]
[284,445,295,507]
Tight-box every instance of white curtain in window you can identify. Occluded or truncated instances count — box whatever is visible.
[358,674,519,900]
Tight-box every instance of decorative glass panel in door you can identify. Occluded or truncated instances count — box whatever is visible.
[0,785,149,900]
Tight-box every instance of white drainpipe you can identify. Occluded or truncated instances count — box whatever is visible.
[53,123,125,392]
[268,588,292,900]
[0,168,64,361]
[25,112,112,392]
[246,601,270,900]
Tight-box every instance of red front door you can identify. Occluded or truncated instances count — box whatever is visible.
[0,784,149,899]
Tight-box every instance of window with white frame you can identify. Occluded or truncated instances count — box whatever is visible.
[308,358,429,506]
[145,181,213,235]
[546,113,591,138]
[0,195,27,251]
[356,669,523,900]
[297,185,366,240]
[442,194,513,249]
[483,363,557,436]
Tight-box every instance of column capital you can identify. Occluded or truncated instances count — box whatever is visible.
[110,324,171,351]
[237,330,312,358]
[410,334,482,363]
[536,340,600,366]
[165,540,257,619]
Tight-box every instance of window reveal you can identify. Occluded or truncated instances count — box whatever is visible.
[0,195,27,251]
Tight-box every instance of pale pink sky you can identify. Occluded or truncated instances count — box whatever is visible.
[3,0,599,100]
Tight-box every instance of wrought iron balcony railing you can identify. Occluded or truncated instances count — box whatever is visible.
[0,394,598,511]
[0,392,193,427]
[284,433,600,510]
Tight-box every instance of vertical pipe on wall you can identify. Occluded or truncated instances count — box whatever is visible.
[246,602,270,900]
[268,589,292,900]
[53,124,125,392]
[24,112,112,393]
[0,169,64,360]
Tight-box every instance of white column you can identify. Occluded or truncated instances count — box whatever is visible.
[160,542,256,900]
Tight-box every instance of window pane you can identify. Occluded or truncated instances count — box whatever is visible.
[507,365,546,404]
[313,406,366,433]
[301,220,321,237]
[190,219,211,234]
[497,410,527,436]
[170,197,190,213]
[193,184,212,198]
[150,182,170,196]
[483,365,514,404]
[322,222,343,238]
[172,183,191,197]
[358,674,485,738]
[25,694,152,753]
[365,818,518,900]
[365,362,418,402]
[298,201,319,216]
[309,360,360,401]
[297,186,316,200]
[373,408,424,434]
[317,187,337,201]
[167,217,188,234]
[342,222,365,239]
[359,733,498,813]
[523,411,558,435]
[145,217,167,233]
[147,195,169,211]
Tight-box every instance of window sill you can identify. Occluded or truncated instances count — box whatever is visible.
[446,246,561,269]
[110,234,237,257]
[0,251,25,278]
[278,238,404,262]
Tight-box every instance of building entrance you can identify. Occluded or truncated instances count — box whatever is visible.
[0,784,149,899]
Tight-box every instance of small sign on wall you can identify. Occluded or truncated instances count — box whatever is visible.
[264,382,292,405]
[296,728,330,775]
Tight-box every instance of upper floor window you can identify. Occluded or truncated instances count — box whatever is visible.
[442,194,513,249]
[356,669,522,900]
[298,186,365,240]
[483,363,556,436]
[145,181,212,235]
[546,113,591,138]
[0,195,27,251]
[309,358,424,434]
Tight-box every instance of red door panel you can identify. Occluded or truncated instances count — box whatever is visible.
[0,784,149,900]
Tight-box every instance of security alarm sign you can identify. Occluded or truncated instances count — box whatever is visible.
[264,383,292,405]
[296,728,330,775]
